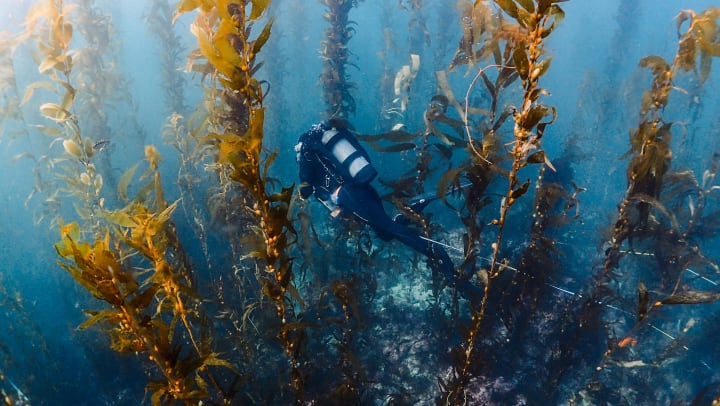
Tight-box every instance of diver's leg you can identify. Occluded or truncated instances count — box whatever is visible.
[338,184,481,300]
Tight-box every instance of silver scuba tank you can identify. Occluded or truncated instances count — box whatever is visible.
[320,127,377,185]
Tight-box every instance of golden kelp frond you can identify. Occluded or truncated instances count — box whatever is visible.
[186,3,272,109]
[56,150,233,402]
[181,0,306,399]
[675,8,720,83]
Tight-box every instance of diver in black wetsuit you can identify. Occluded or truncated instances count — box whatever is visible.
[295,119,473,294]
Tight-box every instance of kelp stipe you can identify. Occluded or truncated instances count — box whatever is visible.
[603,7,720,275]
[319,0,363,119]
[177,0,307,399]
[147,0,188,116]
[377,3,399,129]
[22,0,105,232]
[439,1,565,402]
[573,7,720,404]
[0,34,30,143]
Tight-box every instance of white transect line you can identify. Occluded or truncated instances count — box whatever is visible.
[545,281,692,352]
[619,250,719,286]
[418,235,519,271]
[420,243,718,364]
[417,239,710,364]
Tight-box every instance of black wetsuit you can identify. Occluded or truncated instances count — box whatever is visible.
[296,122,456,282]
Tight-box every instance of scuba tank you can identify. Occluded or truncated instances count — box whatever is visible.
[320,126,377,185]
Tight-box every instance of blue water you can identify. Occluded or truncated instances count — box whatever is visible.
[1,0,720,404]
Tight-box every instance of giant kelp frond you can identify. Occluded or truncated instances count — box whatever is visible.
[147,0,188,114]
[319,0,363,118]
[56,149,237,404]
[443,1,565,403]
[16,1,238,403]
[675,8,720,83]
[577,7,720,403]
[0,34,29,142]
[180,0,306,399]
[604,7,720,274]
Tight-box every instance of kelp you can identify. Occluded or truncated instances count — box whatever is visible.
[604,8,720,274]
[17,1,237,403]
[441,1,565,403]
[178,0,307,400]
[161,113,216,273]
[24,0,103,232]
[319,0,363,118]
[378,3,400,128]
[7,0,720,403]
[404,0,430,55]
[147,0,188,115]
[320,278,368,403]
[0,34,29,142]
[575,7,720,404]
[55,149,238,404]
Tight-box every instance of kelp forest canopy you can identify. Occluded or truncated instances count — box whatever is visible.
[2,0,720,404]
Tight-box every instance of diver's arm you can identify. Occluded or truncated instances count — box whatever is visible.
[296,140,316,199]
[298,158,315,200]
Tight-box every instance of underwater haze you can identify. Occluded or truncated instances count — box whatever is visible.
[2,0,720,404]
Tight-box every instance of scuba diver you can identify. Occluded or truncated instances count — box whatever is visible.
[295,118,480,300]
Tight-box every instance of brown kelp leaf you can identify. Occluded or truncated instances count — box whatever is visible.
[637,281,649,321]
[480,71,496,100]
[437,166,466,203]
[675,10,693,36]
[252,18,274,55]
[371,142,417,153]
[677,35,697,72]
[513,48,530,80]
[629,193,679,232]
[104,210,138,228]
[639,55,670,76]
[214,20,243,67]
[536,106,557,138]
[510,179,531,199]
[40,102,69,122]
[515,7,532,28]
[357,130,417,143]
[492,107,514,131]
[526,150,546,165]
[431,143,453,160]
[78,309,120,330]
[658,291,720,305]
[536,57,553,78]
[174,0,209,20]
[250,0,271,20]
[203,352,243,375]
[129,284,159,310]
[495,0,519,20]
[515,0,535,13]
[538,0,568,15]
[520,105,551,130]
[117,163,139,202]
[21,81,54,106]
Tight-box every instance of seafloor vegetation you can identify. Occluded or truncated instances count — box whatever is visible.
[1,0,720,404]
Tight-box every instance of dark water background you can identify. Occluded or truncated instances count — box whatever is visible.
[1,0,720,404]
